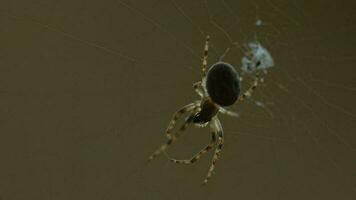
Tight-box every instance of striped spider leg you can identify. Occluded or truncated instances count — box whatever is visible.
[148,102,199,161]
[203,116,224,184]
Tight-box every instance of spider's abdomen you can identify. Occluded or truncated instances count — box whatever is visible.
[206,62,240,106]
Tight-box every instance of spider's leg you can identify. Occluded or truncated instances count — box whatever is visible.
[219,107,240,117]
[165,102,198,138]
[169,129,217,164]
[148,103,198,161]
[238,75,260,102]
[203,117,224,184]
[201,35,210,77]
[193,81,204,97]
[148,118,192,161]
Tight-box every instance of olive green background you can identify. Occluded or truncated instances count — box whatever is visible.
[0,0,355,199]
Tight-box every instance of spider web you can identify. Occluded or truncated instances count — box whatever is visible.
[0,0,355,199]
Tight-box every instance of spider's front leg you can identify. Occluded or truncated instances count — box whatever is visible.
[201,35,210,77]
[148,103,198,161]
[169,129,217,164]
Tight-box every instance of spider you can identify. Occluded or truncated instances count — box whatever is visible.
[148,35,263,184]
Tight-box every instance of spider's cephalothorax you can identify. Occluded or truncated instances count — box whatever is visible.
[148,35,263,184]
[187,99,218,125]
[206,62,240,107]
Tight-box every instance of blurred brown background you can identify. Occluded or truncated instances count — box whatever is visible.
[0,0,355,199]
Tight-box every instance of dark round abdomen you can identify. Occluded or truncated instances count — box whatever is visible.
[206,62,240,106]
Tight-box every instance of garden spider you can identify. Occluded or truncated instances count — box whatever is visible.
[148,35,264,184]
